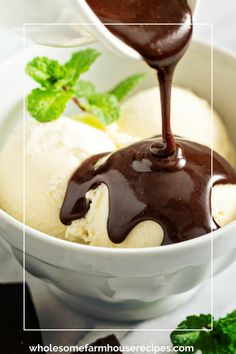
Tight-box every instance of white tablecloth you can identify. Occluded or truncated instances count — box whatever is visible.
[0,0,236,352]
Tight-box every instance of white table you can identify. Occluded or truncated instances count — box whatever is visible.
[0,0,236,351]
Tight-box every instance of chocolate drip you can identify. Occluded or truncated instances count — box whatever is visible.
[60,138,236,244]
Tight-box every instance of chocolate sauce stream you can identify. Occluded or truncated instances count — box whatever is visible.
[60,0,236,245]
[152,65,177,156]
[86,0,193,155]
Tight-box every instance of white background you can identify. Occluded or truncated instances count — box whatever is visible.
[0,0,236,351]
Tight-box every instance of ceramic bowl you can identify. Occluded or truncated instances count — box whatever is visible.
[0,41,235,322]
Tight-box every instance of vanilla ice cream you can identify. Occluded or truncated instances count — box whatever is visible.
[118,87,235,166]
[0,117,116,238]
[212,184,236,227]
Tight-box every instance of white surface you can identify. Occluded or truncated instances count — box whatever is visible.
[0,0,236,351]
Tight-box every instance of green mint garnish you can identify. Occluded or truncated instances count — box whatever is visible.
[75,81,96,98]
[26,49,145,125]
[65,49,101,85]
[26,57,62,85]
[170,310,236,353]
[27,88,73,123]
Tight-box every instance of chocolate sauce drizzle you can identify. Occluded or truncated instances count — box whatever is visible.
[60,0,236,244]
[60,138,236,244]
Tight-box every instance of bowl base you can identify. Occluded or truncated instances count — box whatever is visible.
[49,285,200,323]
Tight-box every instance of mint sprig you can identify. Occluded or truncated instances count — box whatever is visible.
[170,310,236,353]
[26,49,145,125]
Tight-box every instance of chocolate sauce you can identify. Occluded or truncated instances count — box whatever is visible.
[60,138,236,244]
[60,0,236,244]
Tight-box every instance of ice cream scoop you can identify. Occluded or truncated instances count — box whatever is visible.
[0,117,116,238]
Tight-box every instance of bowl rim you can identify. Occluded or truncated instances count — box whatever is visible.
[0,39,236,256]
[1,206,236,256]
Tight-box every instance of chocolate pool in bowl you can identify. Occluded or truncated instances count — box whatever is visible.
[0,42,236,321]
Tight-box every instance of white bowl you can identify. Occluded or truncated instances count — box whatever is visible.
[0,41,236,322]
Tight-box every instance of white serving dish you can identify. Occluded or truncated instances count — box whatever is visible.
[0,41,235,322]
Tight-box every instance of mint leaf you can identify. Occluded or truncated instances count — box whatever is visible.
[170,311,236,354]
[65,49,101,84]
[86,93,120,125]
[26,57,66,88]
[54,68,76,89]
[75,81,96,98]
[214,311,236,354]
[109,73,145,101]
[171,315,212,353]
[27,88,72,122]
[175,314,212,330]
[26,50,144,123]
